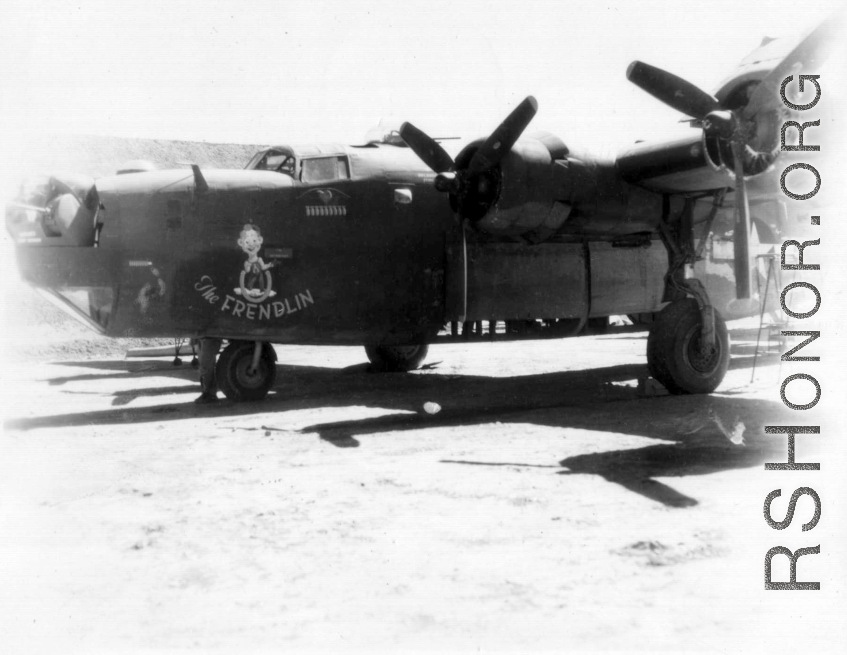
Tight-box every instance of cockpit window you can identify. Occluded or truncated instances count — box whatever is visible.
[264,155,295,175]
[245,150,296,176]
[300,156,350,184]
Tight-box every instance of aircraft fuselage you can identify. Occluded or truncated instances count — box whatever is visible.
[9,138,680,345]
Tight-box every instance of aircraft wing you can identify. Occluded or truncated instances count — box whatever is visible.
[618,8,844,198]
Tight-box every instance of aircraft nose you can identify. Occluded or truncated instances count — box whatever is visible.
[6,175,98,247]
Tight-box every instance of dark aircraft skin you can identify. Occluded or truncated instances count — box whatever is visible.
[7,13,842,400]
[9,138,668,341]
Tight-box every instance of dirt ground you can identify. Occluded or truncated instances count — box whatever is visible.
[1,323,845,653]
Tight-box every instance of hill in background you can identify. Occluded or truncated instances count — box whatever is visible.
[9,133,263,180]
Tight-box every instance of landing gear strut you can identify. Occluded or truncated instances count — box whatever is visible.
[216,340,277,401]
[648,191,732,394]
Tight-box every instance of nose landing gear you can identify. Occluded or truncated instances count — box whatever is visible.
[216,340,278,401]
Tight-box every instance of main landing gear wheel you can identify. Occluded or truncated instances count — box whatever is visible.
[647,298,730,395]
[216,340,277,401]
[365,342,429,372]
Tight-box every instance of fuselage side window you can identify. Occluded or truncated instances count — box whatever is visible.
[301,156,350,184]
[336,157,349,180]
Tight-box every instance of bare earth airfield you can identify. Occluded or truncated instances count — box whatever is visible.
[0,136,836,652]
[2,298,806,651]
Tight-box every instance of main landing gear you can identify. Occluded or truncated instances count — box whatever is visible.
[645,190,734,395]
[216,340,278,401]
[365,341,429,372]
[646,298,729,394]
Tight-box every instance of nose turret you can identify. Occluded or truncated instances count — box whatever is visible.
[6,175,99,247]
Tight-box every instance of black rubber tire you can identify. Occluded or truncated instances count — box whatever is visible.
[216,341,277,401]
[365,342,429,372]
[587,316,609,333]
[647,298,730,395]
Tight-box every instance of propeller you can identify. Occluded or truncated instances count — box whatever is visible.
[397,121,454,175]
[465,96,538,176]
[629,60,754,300]
[729,139,756,313]
[400,96,538,219]
[626,61,720,120]
[626,11,843,303]
[400,98,538,322]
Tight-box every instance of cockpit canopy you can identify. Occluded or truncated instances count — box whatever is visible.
[245,148,296,175]
[244,145,351,184]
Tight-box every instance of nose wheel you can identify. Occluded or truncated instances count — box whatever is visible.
[216,340,277,401]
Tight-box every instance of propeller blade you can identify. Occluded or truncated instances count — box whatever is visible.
[399,122,455,173]
[459,219,468,323]
[730,141,753,301]
[626,61,720,119]
[466,96,538,176]
[742,8,846,120]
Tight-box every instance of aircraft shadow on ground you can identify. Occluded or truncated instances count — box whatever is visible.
[442,437,779,509]
[8,360,648,432]
[555,440,772,508]
[45,359,201,387]
[307,389,790,508]
[6,336,790,508]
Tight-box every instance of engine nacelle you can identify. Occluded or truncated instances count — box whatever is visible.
[458,133,571,241]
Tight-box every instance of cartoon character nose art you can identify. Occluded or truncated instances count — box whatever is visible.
[235,223,276,303]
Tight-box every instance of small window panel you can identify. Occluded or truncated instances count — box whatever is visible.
[301,156,350,184]
[265,155,295,176]
[245,150,296,177]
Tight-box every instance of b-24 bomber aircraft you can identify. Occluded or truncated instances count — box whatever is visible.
[6,17,839,401]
